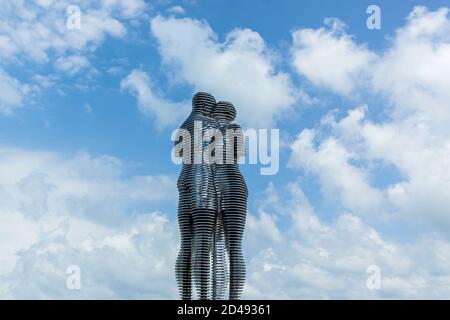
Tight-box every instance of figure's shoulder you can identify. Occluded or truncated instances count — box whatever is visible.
[179,119,190,130]
[180,114,206,130]
[226,123,243,131]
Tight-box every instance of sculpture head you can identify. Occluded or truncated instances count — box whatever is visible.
[212,101,236,122]
[192,92,216,116]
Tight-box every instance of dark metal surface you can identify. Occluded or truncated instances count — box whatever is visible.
[175,93,247,300]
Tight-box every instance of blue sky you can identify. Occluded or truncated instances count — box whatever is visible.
[1,0,450,299]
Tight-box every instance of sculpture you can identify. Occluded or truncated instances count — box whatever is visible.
[174,92,247,300]
[212,101,247,300]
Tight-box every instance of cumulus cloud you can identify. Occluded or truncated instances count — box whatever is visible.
[0,147,178,298]
[167,5,186,15]
[244,183,450,299]
[0,0,145,63]
[292,6,450,122]
[372,6,450,130]
[281,7,450,299]
[3,146,450,299]
[121,69,190,128]
[311,106,450,232]
[289,127,384,214]
[5,212,178,299]
[0,70,30,114]
[289,7,450,232]
[2,4,450,300]
[4,144,441,299]
[0,148,177,222]
[291,18,376,96]
[150,16,300,127]
[0,0,148,112]
[54,55,90,75]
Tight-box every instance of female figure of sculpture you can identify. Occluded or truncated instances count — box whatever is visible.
[212,101,247,300]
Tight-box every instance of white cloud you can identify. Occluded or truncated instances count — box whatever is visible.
[247,212,284,247]
[276,8,450,298]
[244,183,450,299]
[2,144,450,299]
[103,0,147,18]
[0,147,178,298]
[5,212,178,299]
[292,7,450,125]
[0,69,30,114]
[0,0,148,112]
[150,16,299,127]
[289,127,384,214]
[121,69,190,128]
[320,106,450,231]
[291,18,376,96]
[2,4,450,300]
[372,6,450,130]
[288,7,450,232]
[54,55,90,75]
[167,5,185,15]
[0,148,177,219]
[0,0,144,63]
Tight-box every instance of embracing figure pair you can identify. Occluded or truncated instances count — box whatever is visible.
[174,92,247,300]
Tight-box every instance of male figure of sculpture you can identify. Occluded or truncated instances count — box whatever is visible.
[212,101,247,300]
[174,92,218,300]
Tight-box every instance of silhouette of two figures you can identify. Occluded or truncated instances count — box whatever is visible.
[174,92,247,300]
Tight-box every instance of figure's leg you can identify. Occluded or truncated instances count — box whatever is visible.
[211,212,218,300]
[192,208,216,300]
[175,188,192,300]
[214,212,229,299]
[223,207,246,300]
[211,168,228,300]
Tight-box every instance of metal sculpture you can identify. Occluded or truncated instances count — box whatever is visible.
[212,101,247,300]
[174,92,247,300]
[175,92,218,300]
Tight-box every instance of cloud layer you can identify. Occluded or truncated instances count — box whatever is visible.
[150,16,299,127]
[1,3,450,299]
[0,147,178,299]
[3,146,449,299]
[121,69,190,128]
[244,183,450,299]
[292,18,376,96]
[0,0,147,112]
[289,7,450,233]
